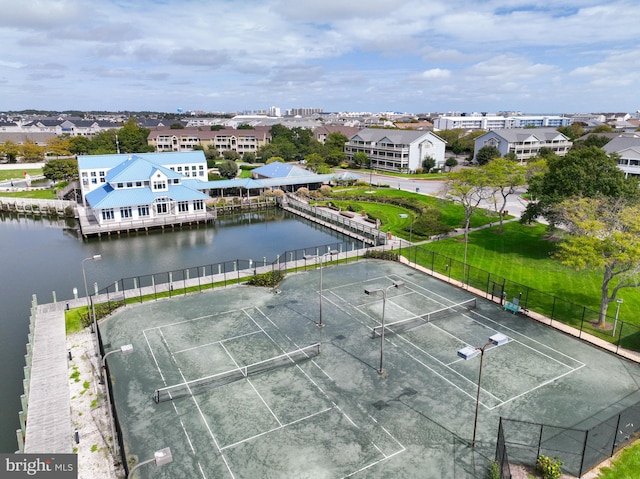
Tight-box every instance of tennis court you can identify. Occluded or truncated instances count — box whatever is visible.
[100,260,640,478]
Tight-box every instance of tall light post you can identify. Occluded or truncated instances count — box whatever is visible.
[398,213,413,243]
[127,447,173,479]
[102,344,134,457]
[81,255,102,338]
[613,298,623,337]
[304,249,338,327]
[364,281,405,375]
[457,333,508,448]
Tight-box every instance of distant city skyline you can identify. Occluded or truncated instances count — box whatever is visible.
[1,1,639,114]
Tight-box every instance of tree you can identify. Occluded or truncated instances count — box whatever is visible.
[218,160,238,179]
[304,153,325,172]
[524,146,636,226]
[46,137,71,159]
[444,157,458,172]
[222,150,241,161]
[265,156,285,164]
[43,159,78,182]
[243,152,256,164]
[117,118,154,153]
[557,123,585,141]
[445,168,492,273]
[591,125,615,134]
[352,152,368,168]
[422,156,436,173]
[475,145,501,165]
[68,136,91,155]
[482,158,526,233]
[555,196,640,327]
[204,145,220,162]
[1,140,20,163]
[21,141,45,162]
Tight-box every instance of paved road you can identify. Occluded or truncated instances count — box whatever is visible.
[356,171,529,219]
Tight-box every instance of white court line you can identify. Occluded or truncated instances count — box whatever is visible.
[144,309,239,331]
[173,330,262,355]
[246,306,407,471]
[158,329,236,479]
[143,330,207,477]
[219,407,334,451]
[220,341,283,427]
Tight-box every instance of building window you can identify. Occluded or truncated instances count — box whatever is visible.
[136,181,142,187]
[120,207,132,218]
[178,201,189,212]
[117,183,124,188]
[194,200,204,211]
[101,209,114,221]
[155,197,170,214]
[126,182,133,188]
[138,206,149,217]
[153,180,167,190]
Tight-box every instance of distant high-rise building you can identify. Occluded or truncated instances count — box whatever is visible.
[268,106,281,117]
[285,107,324,117]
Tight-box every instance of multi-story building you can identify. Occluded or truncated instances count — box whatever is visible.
[147,127,272,156]
[344,128,446,172]
[434,114,573,131]
[601,134,640,178]
[77,151,212,227]
[473,128,572,162]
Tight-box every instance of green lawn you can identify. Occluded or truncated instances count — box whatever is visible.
[0,168,43,181]
[420,221,640,326]
[0,189,57,199]
[596,440,640,478]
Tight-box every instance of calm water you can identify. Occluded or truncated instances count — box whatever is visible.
[0,210,357,452]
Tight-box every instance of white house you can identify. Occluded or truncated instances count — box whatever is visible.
[601,134,640,178]
[473,128,572,162]
[344,128,446,172]
[77,151,212,226]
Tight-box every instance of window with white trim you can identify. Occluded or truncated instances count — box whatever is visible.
[101,209,114,221]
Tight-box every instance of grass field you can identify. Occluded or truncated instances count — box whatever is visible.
[420,221,640,326]
[0,168,43,181]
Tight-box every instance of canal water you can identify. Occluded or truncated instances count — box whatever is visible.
[0,209,359,452]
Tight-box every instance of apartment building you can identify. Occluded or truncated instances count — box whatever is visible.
[345,128,446,172]
[473,128,572,162]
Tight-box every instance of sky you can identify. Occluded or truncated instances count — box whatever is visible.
[0,0,639,115]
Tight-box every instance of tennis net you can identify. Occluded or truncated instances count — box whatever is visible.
[153,342,321,403]
[371,298,477,338]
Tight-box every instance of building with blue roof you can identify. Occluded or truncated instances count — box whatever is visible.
[78,151,211,227]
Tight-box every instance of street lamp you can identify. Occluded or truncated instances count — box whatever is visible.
[613,298,623,337]
[398,213,413,243]
[304,249,339,327]
[364,280,405,375]
[457,333,508,448]
[81,255,102,347]
[127,447,173,479]
[102,344,133,457]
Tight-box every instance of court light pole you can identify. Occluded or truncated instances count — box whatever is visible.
[457,333,508,448]
[101,344,133,457]
[82,255,102,354]
[364,280,405,375]
[127,447,172,479]
[304,249,339,327]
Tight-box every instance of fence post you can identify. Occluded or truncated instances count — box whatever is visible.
[611,414,622,456]
[579,429,589,477]
[579,307,586,338]
[551,296,556,321]
[536,423,543,459]
[616,321,625,354]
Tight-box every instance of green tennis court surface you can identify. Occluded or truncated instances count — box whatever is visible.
[100,260,640,478]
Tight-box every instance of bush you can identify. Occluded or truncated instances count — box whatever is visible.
[486,460,500,479]
[536,455,563,479]
[365,250,398,261]
[319,185,332,196]
[246,270,285,287]
[296,187,310,197]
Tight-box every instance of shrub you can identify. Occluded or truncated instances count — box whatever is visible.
[536,455,563,479]
[365,250,398,261]
[319,185,332,196]
[246,270,285,287]
[296,187,310,197]
[486,460,500,479]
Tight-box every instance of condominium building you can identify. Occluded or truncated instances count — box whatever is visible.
[345,128,446,172]
[434,114,573,131]
[473,128,572,162]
